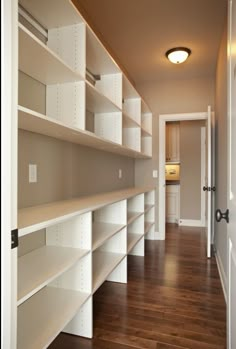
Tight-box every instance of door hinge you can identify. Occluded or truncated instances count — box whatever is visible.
[11,229,18,249]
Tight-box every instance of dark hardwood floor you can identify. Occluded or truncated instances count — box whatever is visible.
[49,224,226,349]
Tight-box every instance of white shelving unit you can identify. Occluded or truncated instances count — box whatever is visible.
[127,193,144,224]
[141,101,152,157]
[18,105,148,159]
[92,222,125,251]
[18,246,89,305]
[16,0,155,347]
[127,214,145,256]
[92,251,126,292]
[19,23,84,85]
[144,190,156,239]
[18,0,152,158]
[17,286,90,349]
[17,187,155,346]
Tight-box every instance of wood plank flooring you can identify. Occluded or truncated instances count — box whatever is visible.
[49,224,226,349]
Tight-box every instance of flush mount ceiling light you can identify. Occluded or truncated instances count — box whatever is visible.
[166,47,191,64]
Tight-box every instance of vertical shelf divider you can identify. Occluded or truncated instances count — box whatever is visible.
[46,211,93,338]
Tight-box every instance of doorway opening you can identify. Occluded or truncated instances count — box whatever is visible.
[158,108,215,258]
[165,121,206,227]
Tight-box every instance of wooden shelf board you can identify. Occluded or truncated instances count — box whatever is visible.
[92,251,126,293]
[18,187,154,236]
[127,211,143,225]
[18,246,89,305]
[17,286,90,349]
[86,81,121,113]
[19,23,83,85]
[19,0,83,29]
[86,27,120,75]
[92,222,125,251]
[144,204,155,213]
[145,222,155,234]
[123,112,140,128]
[127,233,143,253]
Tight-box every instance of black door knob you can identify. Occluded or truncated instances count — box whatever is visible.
[203,186,216,192]
[215,209,229,223]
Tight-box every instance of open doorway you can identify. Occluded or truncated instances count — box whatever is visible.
[158,109,215,257]
[165,120,206,227]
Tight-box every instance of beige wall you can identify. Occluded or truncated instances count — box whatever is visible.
[18,72,134,254]
[214,23,228,286]
[18,130,134,208]
[135,77,215,231]
[179,120,204,221]
[18,72,134,209]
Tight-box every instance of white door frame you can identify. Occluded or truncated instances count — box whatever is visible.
[227,0,236,347]
[201,127,206,228]
[1,0,18,348]
[159,112,210,240]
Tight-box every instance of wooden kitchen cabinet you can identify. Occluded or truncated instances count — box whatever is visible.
[166,185,180,223]
[166,122,180,162]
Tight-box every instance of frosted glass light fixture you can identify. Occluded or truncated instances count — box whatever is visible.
[166,47,191,64]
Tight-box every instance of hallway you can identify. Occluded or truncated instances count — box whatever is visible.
[49,225,226,349]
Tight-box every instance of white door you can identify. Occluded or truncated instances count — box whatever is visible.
[205,106,214,258]
[1,0,18,348]
[227,0,236,347]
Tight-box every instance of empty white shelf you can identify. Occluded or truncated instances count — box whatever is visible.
[86,82,121,113]
[145,222,155,234]
[127,233,143,253]
[18,106,151,161]
[92,222,125,251]
[123,112,140,128]
[19,0,83,30]
[17,286,90,349]
[86,27,120,76]
[123,75,140,99]
[18,246,89,305]
[127,211,143,225]
[18,187,154,236]
[144,204,155,213]
[141,127,152,137]
[92,251,125,292]
[19,23,83,85]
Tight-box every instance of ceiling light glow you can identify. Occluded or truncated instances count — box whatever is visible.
[166,47,191,64]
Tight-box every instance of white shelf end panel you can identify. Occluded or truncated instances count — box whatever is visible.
[92,251,126,293]
[92,222,125,251]
[18,246,89,305]
[19,23,84,85]
[19,0,84,30]
[17,286,90,349]
[127,233,143,254]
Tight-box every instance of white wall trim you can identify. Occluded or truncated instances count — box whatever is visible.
[166,218,179,224]
[159,112,208,240]
[201,127,206,227]
[179,219,205,227]
[160,112,207,120]
[155,231,165,240]
[215,251,227,303]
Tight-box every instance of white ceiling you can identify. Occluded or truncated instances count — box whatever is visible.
[76,0,227,84]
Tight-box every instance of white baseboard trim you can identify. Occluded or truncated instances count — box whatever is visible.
[166,218,178,224]
[215,251,227,304]
[155,231,165,240]
[179,219,205,227]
